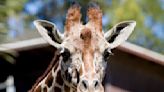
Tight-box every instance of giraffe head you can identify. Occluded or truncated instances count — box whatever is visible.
[34,2,136,92]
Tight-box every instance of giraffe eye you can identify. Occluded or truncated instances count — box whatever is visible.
[60,48,71,62]
[103,48,113,61]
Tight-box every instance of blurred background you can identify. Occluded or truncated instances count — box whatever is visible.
[0,0,164,54]
[0,0,164,92]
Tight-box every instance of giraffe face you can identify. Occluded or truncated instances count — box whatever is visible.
[34,2,136,92]
[59,25,109,92]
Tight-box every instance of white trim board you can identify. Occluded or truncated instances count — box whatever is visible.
[118,42,164,65]
[0,38,164,65]
[0,38,48,51]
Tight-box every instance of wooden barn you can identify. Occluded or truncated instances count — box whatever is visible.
[0,38,164,92]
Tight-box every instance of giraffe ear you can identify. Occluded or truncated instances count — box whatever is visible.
[105,21,136,49]
[34,20,63,48]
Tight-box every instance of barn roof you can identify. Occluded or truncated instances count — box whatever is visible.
[118,42,164,65]
[0,38,164,65]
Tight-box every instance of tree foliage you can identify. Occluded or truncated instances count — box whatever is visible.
[0,0,163,54]
[97,0,164,54]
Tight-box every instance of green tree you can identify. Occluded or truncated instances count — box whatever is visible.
[0,0,163,54]
[97,0,164,54]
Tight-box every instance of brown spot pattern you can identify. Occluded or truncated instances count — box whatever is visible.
[43,86,47,92]
[34,85,41,92]
[45,72,54,87]
[56,70,64,85]
[29,51,60,92]
[64,84,70,91]
[54,87,61,92]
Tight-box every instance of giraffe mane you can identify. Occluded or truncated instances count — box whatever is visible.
[29,51,60,92]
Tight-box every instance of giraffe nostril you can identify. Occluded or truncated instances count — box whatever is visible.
[93,80,100,89]
[80,80,88,91]
[82,81,87,89]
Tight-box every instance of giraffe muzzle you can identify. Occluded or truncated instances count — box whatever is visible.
[78,79,104,92]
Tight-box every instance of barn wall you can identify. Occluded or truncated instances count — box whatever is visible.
[1,45,163,92]
[105,49,164,92]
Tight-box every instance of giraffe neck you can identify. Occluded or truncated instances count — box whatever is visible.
[29,52,76,92]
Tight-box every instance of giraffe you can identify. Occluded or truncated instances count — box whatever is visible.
[29,2,136,92]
